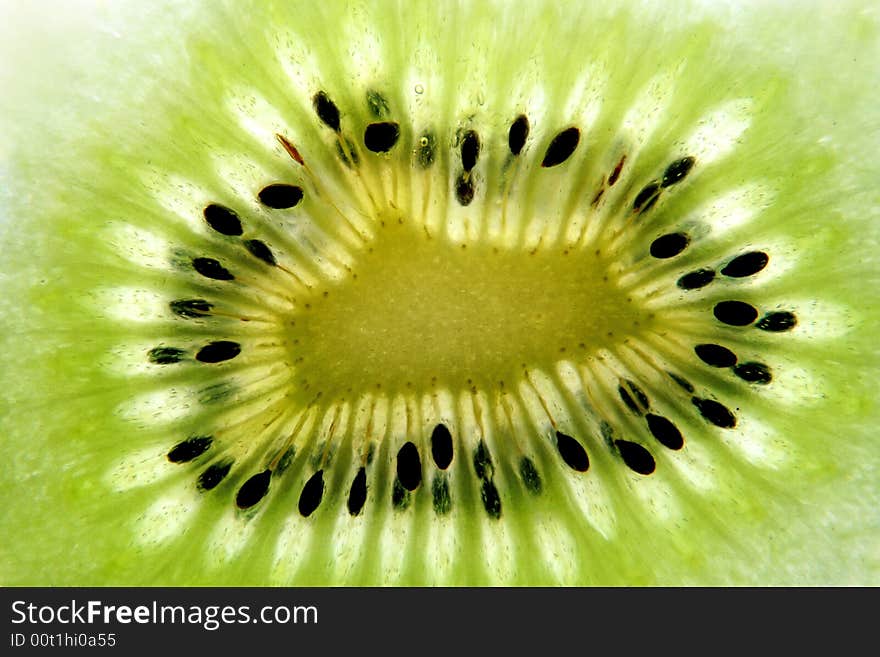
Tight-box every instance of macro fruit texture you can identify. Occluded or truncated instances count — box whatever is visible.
[1,0,878,586]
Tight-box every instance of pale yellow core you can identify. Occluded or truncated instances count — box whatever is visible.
[288,219,653,398]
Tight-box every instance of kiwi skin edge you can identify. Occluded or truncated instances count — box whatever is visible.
[0,0,879,586]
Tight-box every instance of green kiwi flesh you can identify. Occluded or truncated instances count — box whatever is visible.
[1,0,879,586]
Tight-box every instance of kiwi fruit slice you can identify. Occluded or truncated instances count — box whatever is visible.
[1,0,878,586]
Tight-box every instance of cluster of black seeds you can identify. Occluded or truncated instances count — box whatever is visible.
[150,179,309,365]
[664,371,738,429]
[671,246,796,388]
[632,156,695,216]
[430,424,454,515]
[455,129,480,206]
[385,429,451,513]
[472,440,502,519]
[617,379,685,453]
[695,342,773,386]
[678,250,768,290]
[307,90,661,209]
[165,420,527,520]
[148,340,241,365]
[164,435,233,492]
[193,200,296,280]
[149,85,799,524]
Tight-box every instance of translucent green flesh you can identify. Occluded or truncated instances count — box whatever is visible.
[1,0,879,586]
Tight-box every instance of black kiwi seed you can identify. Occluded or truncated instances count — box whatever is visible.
[713,300,759,326]
[258,183,303,209]
[661,156,696,188]
[508,114,529,155]
[668,371,695,393]
[312,91,341,132]
[203,203,244,236]
[432,475,452,515]
[392,478,409,510]
[633,180,661,212]
[650,232,689,259]
[455,172,476,206]
[480,480,502,519]
[148,346,186,365]
[645,414,684,450]
[192,257,234,281]
[336,136,359,168]
[416,132,437,168]
[364,121,400,153]
[694,343,738,368]
[756,311,797,332]
[236,469,271,509]
[170,298,213,319]
[430,423,454,470]
[626,380,650,409]
[298,470,325,517]
[473,440,494,480]
[541,127,580,168]
[347,467,367,516]
[198,382,234,405]
[692,397,737,428]
[721,251,769,278]
[519,456,542,495]
[616,440,656,475]
[197,460,233,491]
[733,362,773,385]
[396,441,422,491]
[167,435,213,463]
[275,446,296,475]
[677,268,716,290]
[244,239,277,266]
[366,89,390,118]
[195,340,241,363]
[640,193,661,213]
[618,385,641,415]
[555,431,590,472]
[461,130,480,172]
[608,155,626,186]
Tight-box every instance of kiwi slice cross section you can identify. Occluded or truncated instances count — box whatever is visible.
[1,0,879,586]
